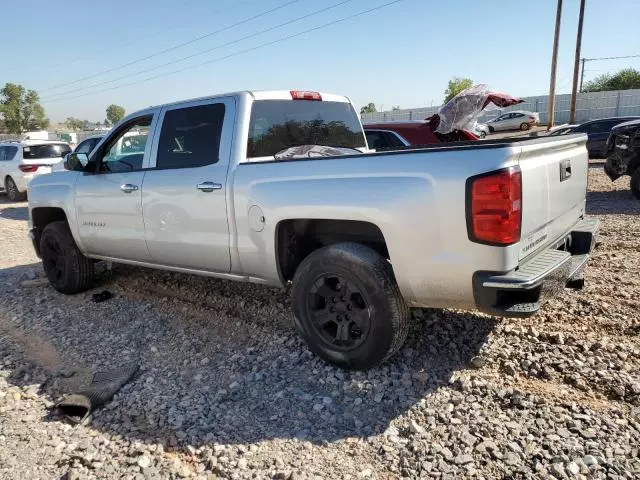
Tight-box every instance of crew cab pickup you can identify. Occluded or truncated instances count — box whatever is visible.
[28,90,599,370]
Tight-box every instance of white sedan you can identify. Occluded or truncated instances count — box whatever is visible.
[487,111,539,132]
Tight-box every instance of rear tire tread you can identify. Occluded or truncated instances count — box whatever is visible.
[292,242,410,369]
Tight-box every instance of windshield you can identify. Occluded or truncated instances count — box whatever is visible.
[247,100,365,158]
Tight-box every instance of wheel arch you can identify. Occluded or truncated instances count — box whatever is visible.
[31,207,69,257]
[275,218,389,283]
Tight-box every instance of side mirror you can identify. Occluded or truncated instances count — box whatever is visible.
[64,152,89,171]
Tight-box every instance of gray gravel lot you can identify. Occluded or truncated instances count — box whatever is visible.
[1,164,639,479]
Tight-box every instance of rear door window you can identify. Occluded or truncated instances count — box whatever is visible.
[247,100,365,158]
[383,131,406,148]
[156,103,225,170]
[23,143,71,159]
[6,146,18,160]
[365,131,387,150]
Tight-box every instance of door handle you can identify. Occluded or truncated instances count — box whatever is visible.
[196,181,222,192]
[120,184,139,193]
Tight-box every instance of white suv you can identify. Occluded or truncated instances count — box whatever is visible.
[0,140,71,201]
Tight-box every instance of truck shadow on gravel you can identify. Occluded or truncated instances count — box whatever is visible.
[586,189,640,215]
[1,263,498,449]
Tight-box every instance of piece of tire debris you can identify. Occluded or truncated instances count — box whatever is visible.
[56,363,139,424]
[92,291,113,303]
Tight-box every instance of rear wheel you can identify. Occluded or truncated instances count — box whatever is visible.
[40,221,94,294]
[291,242,410,370]
[631,169,640,200]
[520,122,531,131]
[5,177,26,202]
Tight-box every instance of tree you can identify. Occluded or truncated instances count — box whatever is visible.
[0,83,50,134]
[360,102,377,115]
[443,77,473,103]
[106,104,126,125]
[583,68,640,92]
[65,117,85,131]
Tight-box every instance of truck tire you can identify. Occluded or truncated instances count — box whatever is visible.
[40,221,94,294]
[291,242,410,370]
[631,169,640,200]
[5,177,26,202]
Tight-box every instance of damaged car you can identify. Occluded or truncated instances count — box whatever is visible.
[604,118,640,199]
[363,85,523,150]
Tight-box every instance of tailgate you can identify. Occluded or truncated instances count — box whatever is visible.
[517,134,588,261]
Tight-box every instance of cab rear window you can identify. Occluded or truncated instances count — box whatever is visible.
[247,100,365,158]
[23,143,71,159]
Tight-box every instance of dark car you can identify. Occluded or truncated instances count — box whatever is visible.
[604,118,640,199]
[550,117,640,158]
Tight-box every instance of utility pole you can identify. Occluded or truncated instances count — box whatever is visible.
[570,0,586,123]
[579,58,586,92]
[547,0,563,130]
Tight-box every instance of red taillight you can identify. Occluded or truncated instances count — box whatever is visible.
[19,165,40,173]
[290,90,322,101]
[467,168,522,245]
[529,116,536,120]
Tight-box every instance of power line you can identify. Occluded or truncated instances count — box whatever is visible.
[40,0,304,93]
[42,0,404,105]
[43,0,355,101]
[583,54,640,62]
[33,0,258,74]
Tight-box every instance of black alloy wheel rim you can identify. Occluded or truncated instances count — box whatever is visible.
[42,236,65,283]
[307,274,371,351]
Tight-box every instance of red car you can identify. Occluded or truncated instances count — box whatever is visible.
[364,120,477,150]
[364,88,523,151]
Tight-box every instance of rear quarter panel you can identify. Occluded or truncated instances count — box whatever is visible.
[231,147,521,309]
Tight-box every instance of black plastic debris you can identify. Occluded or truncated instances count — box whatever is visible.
[56,363,138,424]
[92,291,113,303]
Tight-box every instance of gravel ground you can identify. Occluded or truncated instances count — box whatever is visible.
[0,164,639,480]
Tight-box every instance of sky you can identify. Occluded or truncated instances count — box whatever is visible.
[2,0,639,123]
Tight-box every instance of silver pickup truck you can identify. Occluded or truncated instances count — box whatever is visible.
[28,90,599,370]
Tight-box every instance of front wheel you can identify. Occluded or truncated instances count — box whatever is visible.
[479,131,487,139]
[520,122,531,131]
[291,242,410,370]
[631,169,640,200]
[5,177,26,202]
[40,221,95,294]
